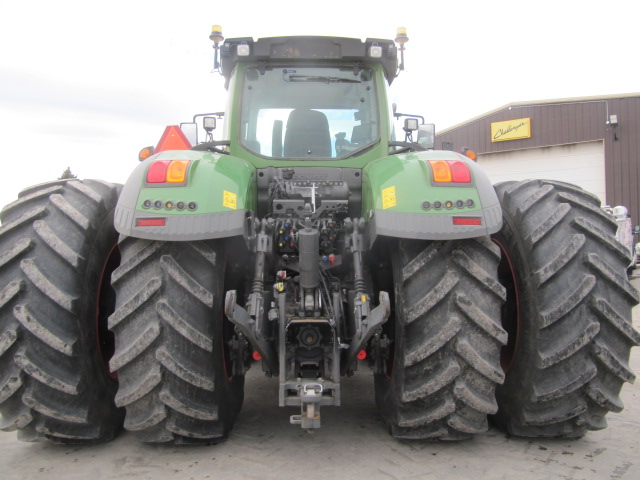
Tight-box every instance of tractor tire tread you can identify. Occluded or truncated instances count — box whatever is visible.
[492,179,639,438]
[376,237,506,440]
[0,179,123,443]
[110,239,243,444]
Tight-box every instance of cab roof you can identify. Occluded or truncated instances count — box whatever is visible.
[220,36,398,86]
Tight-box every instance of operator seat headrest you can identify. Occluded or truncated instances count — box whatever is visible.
[284,109,331,158]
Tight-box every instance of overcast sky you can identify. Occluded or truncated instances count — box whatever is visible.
[1,0,638,210]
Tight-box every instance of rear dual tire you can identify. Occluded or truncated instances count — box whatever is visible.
[375,237,507,440]
[109,238,244,444]
[492,179,640,437]
[0,180,123,443]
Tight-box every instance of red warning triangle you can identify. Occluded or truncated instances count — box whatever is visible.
[155,126,192,153]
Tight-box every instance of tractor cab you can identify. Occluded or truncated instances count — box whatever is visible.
[214,34,418,162]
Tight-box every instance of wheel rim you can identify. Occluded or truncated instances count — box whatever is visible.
[382,316,395,380]
[492,238,521,374]
[221,316,236,381]
[95,243,120,380]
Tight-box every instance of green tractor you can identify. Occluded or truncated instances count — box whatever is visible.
[1,27,638,444]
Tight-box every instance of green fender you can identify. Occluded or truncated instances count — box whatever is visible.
[114,150,256,241]
[362,150,502,246]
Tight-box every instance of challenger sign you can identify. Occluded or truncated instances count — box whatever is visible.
[491,118,531,142]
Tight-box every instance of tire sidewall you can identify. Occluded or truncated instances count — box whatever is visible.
[79,206,122,403]
[492,215,539,412]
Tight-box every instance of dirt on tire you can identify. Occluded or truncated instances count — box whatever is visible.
[492,179,640,437]
[375,237,507,440]
[109,238,244,444]
[0,179,124,443]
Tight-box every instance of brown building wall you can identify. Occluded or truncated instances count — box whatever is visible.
[605,97,640,218]
[435,94,640,225]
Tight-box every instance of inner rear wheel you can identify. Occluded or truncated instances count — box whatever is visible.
[375,237,506,440]
[493,238,520,374]
[96,244,121,379]
[109,238,245,444]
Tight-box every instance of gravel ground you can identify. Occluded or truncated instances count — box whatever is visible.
[2,279,639,480]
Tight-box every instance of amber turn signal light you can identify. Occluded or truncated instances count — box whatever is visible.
[138,146,155,162]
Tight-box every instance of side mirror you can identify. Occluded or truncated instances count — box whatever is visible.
[417,124,435,149]
[179,122,198,146]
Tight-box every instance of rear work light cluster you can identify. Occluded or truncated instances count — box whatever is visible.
[428,160,471,183]
[146,160,190,184]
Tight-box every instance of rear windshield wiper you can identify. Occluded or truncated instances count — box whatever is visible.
[284,73,361,84]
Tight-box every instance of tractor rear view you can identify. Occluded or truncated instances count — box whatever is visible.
[0,27,637,445]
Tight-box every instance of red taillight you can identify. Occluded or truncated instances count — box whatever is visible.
[450,161,471,183]
[146,160,190,184]
[136,218,166,227]
[453,217,482,226]
[428,160,472,183]
[147,161,170,183]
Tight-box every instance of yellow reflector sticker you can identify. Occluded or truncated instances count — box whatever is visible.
[382,186,397,210]
[223,190,237,210]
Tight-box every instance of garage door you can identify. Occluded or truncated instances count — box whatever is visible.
[477,141,606,202]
